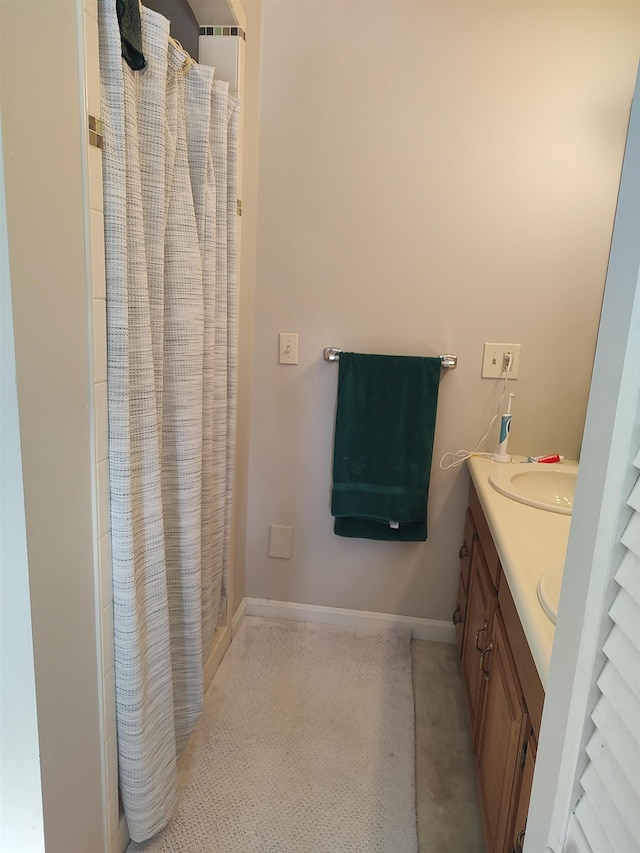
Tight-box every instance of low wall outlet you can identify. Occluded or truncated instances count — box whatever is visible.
[482,343,521,379]
[269,524,293,559]
[279,333,299,365]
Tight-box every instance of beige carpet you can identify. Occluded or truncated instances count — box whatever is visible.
[129,617,418,852]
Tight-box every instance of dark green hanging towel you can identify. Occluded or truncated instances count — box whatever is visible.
[116,0,147,71]
[331,352,441,541]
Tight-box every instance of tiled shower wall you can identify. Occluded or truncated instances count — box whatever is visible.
[80,2,122,852]
[198,28,245,98]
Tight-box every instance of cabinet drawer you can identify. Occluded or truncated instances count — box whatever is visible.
[469,482,501,591]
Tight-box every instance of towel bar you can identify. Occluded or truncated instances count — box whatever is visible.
[323,347,457,369]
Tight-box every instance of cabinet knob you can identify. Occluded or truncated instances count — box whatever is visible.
[458,542,469,560]
[515,827,526,853]
[452,607,462,625]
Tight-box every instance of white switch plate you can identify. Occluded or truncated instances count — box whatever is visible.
[269,525,293,559]
[279,333,299,364]
[482,343,521,379]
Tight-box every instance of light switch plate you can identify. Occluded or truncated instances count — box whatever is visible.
[482,343,521,379]
[279,333,299,364]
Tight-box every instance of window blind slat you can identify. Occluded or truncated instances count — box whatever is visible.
[608,587,640,651]
[585,729,640,841]
[602,620,640,701]
[628,473,640,512]
[575,796,616,853]
[615,550,640,607]
[621,507,640,558]
[591,694,639,790]
[596,658,640,742]
[580,764,637,853]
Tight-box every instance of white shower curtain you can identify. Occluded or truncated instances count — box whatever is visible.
[98,1,239,842]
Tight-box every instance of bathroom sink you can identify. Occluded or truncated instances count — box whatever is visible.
[537,563,564,624]
[489,464,577,514]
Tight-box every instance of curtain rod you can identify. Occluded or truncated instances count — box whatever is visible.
[323,348,457,369]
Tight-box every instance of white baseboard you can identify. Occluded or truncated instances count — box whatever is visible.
[203,623,231,692]
[232,597,247,636]
[243,597,455,644]
[112,813,129,853]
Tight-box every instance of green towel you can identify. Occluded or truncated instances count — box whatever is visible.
[116,0,147,71]
[331,353,441,541]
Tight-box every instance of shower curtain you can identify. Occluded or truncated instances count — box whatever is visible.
[98,1,239,842]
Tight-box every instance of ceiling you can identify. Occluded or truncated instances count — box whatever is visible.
[188,0,237,26]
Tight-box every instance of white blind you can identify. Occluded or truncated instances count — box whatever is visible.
[575,446,640,852]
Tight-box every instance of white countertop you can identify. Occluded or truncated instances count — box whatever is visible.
[467,456,574,688]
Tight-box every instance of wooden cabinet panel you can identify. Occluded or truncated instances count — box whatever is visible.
[460,509,474,594]
[461,543,495,746]
[511,735,536,853]
[454,510,475,658]
[499,580,544,740]
[469,483,501,590]
[453,573,466,656]
[477,612,530,853]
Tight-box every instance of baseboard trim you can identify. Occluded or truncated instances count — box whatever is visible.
[112,813,129,853]
[232,597,247,636]
[244,598,455,644]
[203,623,231,692]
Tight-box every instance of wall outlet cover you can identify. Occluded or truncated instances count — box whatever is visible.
[482,342,521,379]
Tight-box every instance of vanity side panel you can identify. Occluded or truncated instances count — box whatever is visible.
[499,579,545,739]
[469,482,501,590]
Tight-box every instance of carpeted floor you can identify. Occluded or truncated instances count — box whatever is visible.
[129,617,418,852]
[412,639,487,853]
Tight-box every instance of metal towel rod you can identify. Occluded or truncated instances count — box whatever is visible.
[323,347,458,369]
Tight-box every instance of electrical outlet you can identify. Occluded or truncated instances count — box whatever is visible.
[279,333,299,365]
[482,343,521,379]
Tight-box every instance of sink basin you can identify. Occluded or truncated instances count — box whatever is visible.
[537,563,564,624]
[489,464,577,514]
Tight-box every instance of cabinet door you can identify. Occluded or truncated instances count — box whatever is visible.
[453,512,474,657]
[476,612,530,853]
[461,542,494,745]
[459,509,474,594]
[453,573,466,656]
[511,735,536,853]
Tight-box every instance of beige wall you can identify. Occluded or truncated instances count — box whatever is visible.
[233,0,263,615]
[1,2,105,850]
[244,1,639,619]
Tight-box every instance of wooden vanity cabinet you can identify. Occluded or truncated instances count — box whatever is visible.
[476,611,531,853]
[511,734,536,853]
[461,541,495,745]
[455,481,544,853]
[453,510,474,654]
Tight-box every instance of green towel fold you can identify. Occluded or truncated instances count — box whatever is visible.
[116,0,147,71]
[331,352,441,541]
